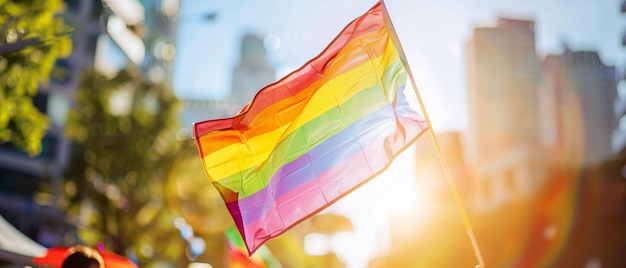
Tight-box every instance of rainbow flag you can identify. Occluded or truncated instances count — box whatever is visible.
[193,1,428,254]
[225,226,282,268]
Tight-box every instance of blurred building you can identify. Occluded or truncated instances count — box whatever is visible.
[177,99,239,138]
[616,96,626,154]
[615,1,626,153]
[230,33,276,108]
[542,48,617,166]
[465,18,549,211]
[0,0,180,250]
[96,0,179,86]
[0,0,103,247]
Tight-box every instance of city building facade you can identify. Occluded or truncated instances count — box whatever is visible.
[542,48,617,167]
[465,18,549,210]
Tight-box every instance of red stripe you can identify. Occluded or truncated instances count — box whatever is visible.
[193,3,383,138]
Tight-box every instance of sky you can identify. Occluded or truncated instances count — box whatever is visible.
[174,0,624,133]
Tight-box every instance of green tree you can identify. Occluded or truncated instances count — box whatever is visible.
[0,0,72,155]
[63,68,185,266]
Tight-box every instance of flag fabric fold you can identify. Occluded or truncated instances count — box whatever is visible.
[194,1,428,254]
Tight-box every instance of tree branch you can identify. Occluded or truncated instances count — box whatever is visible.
[0,37,40,55]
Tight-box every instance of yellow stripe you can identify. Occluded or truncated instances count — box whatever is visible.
[201,42,401,181]
[200,128,283,182]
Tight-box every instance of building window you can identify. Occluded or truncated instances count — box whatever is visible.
[51,59,71,84]
[65,0,80,11]
[37,135,59,160]
[32,92,49,114]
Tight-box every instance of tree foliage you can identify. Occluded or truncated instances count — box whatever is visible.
[0,0,72,155]
[63,68,185,266]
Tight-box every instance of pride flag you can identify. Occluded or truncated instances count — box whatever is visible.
[226,226,282,268]
[194,1,428,254]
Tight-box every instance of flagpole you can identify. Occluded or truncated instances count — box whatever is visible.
[380,1,486,267]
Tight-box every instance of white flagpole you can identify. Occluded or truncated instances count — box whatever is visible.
[380,1,486,267]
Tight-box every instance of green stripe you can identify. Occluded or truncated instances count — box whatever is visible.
[215,60,407,197]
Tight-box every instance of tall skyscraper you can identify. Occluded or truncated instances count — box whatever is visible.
[466,18,542,164]
[231,33,276,108]
[542,48,617,166]
[465,18,547,209]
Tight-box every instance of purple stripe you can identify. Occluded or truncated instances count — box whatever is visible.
[229,90,424,224]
